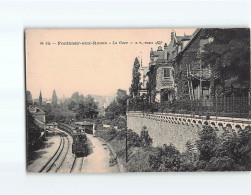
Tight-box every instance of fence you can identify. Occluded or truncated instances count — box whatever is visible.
[128,95,250,118]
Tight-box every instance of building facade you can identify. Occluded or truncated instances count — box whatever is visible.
[173,29,213,102]
[136,28,250,109]
[146,31,192,103]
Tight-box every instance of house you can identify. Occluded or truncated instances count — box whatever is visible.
[29,106,46,123]
[173,28,213,102]
[146,31,192,103]
[132,28,250,117]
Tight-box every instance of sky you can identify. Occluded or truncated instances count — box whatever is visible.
[26,28,196,99]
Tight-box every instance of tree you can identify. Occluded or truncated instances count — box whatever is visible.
[235,126,251,170]
[196,125,220,162]
[51,90,58,108]
[149,144,182,172]
[129,57,141,97]
[71,91,85,103]
[116,89,128,115]
[217,126,251,171]
[105,89,128,120]
[105,100,119,120]
[39,91,42,107]
[26,91,33,105]
[202,28,250,97]
[76,95,99,120]
[68,100,77,111]
[140,126,152,147]
[147,125,251,172]
[26,110,42,147]
[116,89,127,105]
[195,125,251,171]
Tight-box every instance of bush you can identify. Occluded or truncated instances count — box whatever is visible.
[140,126,152,147]
[27,113,43,148]
[149,144,182,172]
[111,117,127,129]
[126,147,158,172]
[148,125,251,172]
[206,156,234,171]
[95,128,118,142]
[219,126,251,170]
[116,128,127,140]
[127,129,143,147]
[195,125,251,171]
[196,125,220,161]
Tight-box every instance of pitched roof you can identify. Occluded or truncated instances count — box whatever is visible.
[149,29,196,64]
[29,106,45,114]
[174,28,202,59]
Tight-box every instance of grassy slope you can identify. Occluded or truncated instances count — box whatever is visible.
[95,128,157,172]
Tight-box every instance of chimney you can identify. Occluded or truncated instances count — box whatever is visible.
[150,48,154,64]
[164,43,168,60]
[164,43,168,50]
[150,48,153,56]
[171,31,174,41]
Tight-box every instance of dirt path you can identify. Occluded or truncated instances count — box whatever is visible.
[81,134,119,173]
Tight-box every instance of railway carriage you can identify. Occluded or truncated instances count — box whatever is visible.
[72,128,88,156]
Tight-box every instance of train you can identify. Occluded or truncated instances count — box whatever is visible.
[58,121,95,156]
[72,128,88,156]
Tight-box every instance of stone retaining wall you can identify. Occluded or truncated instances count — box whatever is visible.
[127,112,202,152]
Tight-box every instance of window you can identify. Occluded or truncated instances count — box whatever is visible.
[163,68,171,78]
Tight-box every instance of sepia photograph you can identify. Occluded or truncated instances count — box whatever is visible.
[25,28,251,173]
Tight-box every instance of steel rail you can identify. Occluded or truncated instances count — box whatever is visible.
[46,134,65,172]
[55,134,70,172]
[39,130,63,173]
[70,156,77,173]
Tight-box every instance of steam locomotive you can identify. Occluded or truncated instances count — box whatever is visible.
[72,128,88,156]
[58,122,94,156]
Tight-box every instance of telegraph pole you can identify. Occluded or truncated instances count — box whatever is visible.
[126,99,129,162]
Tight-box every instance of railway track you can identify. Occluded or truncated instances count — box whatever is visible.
[39,128,85,173]
[70,156,84,173]
[55,135,70,172]
[39,130,70,173]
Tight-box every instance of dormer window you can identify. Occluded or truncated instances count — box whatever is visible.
[163,68,171,79]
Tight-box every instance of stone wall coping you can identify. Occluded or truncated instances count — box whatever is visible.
[127,111,251,127]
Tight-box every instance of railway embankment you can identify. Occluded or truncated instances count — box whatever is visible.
[95,127,157,172]
[97,136,126,172]
[96,123,251,172]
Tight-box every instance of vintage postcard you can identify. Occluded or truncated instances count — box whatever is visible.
[25,28,251,173]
